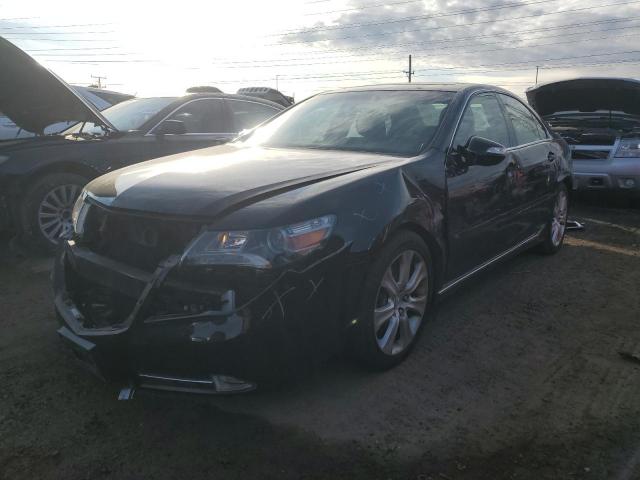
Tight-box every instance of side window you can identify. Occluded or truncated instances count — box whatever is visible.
[452,94,510,149]
[228,100,279,131]
[164,99,231,133]
[499,94,547,146]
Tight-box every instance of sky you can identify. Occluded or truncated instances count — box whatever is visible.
[1,0,640,101]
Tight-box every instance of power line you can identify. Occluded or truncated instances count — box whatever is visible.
[217,33,640,69]
[279,0,563,35]
[0,22,112,30]
[271,0,640,45]
[304,0,435,16]
[420,48,640,70]
[0,37,115,42]
[211,25,640,66]
[33,52,137,57]
[42,59,154,64]
[211,17,639,64]
[266,16,640,56]
[1,30,114,35]
[25,46,121,51]
[0,17,39,21]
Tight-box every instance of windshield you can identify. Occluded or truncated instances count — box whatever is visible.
[63,97,176,135]
[241,90,453,156]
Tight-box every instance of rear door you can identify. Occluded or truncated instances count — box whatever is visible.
[146,98,236,155]
[445,92,518,279]
[497,93,558,237]
[226,99,282,132]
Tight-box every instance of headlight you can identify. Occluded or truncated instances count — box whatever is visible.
[182,215,336,268]
[615,138,640,158]
[71,190,90,235]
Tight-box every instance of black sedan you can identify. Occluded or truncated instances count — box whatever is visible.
[54,84,571,395]
[0,38,284,249]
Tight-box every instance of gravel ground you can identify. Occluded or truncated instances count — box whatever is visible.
[0,199,639,480]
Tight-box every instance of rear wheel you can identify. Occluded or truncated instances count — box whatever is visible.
[20,173,87,252]
[537,183,569,255]
[353,231,433,370]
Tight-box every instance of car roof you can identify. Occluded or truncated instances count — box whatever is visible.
[181,92,285,109]
[320,82,515,96]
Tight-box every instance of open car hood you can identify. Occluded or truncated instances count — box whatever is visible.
[526,78,640,118]
[0,37,116,135]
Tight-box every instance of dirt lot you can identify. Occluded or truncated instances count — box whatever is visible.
[1,198,639,480]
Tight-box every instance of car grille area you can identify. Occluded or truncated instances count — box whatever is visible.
[80,204,202,271]
[571,149,612,160]
[65,267,137,329]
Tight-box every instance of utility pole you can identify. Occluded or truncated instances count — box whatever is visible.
[535,66,539,85]
[275,75,279,91]
[91,75,106,89]
[403,55,414,83]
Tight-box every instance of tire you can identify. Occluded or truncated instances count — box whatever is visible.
[20,173,88,252]
[536,182,569,255]
[352,231,434,370]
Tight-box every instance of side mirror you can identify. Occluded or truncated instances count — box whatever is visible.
[155,119,186,136]
[462,136,507,166]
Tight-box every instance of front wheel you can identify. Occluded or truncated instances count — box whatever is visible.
[20,173,87,252]
[537,183,569,255]
[352,231,433,370]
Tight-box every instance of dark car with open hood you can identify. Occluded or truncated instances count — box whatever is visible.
[0,38,284,250]
[527,77,640,194]
[54,83,571,397]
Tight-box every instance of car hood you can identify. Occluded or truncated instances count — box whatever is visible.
[0,38,116,135]
[86,144,398,218]
[526,78,640,118]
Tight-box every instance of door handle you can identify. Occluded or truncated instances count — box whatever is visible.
[547,152,556,162]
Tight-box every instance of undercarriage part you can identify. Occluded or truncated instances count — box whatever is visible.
[566,219,585,231]
[137,373,256,394]
[117,385,135,401]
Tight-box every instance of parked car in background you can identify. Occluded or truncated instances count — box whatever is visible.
[237,87,294,107]
[54,84,571,395]
[527,77,640,195]
[0,86,133,140]
[0,38,284,250]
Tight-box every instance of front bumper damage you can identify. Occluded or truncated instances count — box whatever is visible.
[53,239,362,396]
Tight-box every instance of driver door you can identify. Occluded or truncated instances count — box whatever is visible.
[445,92,519,280]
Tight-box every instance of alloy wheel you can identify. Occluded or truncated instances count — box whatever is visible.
[37,184,80,244]
[374,250,428,356]
[551,189,568,247]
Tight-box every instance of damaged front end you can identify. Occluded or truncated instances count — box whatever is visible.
[53,198,359,397]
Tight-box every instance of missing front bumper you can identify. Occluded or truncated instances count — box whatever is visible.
[53,239,356,394]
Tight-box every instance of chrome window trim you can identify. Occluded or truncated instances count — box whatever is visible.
[504,138,550,151]
[497,92,552,143]
[447,89,498,153]
[227,98,281,112]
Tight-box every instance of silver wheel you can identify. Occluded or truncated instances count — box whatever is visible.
[374,250,428,356]
[37,184,80,244]
[551,188,568,247]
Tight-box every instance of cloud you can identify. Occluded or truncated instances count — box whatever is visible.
[280,0,640,92]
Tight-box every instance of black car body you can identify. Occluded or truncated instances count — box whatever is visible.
[527,77,640,194]
[0,38,284,248]
[53,83,571,395]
